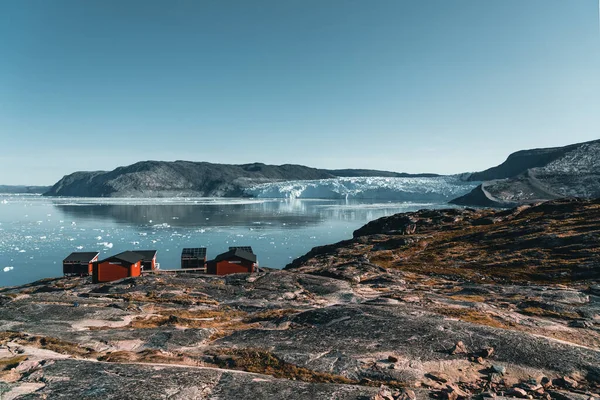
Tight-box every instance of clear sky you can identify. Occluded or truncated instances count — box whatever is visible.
[1,0,599,185]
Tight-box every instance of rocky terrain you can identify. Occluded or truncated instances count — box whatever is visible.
[1,198,600,399]
[43,161,437,198]
[452,139,600,207]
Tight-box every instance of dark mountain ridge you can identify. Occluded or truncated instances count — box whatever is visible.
[452,139,600,207]
[465,140,598,181]
[323,169,439,178]
[44,161,434,198]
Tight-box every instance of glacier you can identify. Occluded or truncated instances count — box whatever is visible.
[244,176,479,201]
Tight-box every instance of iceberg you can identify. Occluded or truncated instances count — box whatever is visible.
[244,176,478,201]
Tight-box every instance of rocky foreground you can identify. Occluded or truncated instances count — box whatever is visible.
[1,199,600,399]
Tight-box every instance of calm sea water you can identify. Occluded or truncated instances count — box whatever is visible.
[0,195,455,287]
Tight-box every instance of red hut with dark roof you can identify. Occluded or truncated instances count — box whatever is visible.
[206,246,257,275]
[92,251,143,283]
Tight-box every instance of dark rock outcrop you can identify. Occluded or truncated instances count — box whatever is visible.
[287,198,600,283]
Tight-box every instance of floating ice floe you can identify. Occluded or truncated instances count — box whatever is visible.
[97,242,114,248]
[3,266,14,272]
[96,236,102,240]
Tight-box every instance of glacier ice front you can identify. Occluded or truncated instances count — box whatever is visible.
[244,176,478,201]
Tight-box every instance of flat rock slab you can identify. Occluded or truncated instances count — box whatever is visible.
[12,359,378,400]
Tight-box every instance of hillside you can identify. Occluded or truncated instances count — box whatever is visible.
[43,162,441,198]
[452,139,600,207]
[44,161,337,197]
[323,169,439,178]
[1,199,599,399]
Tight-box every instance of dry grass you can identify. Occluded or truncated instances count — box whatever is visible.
[243,309,300,323]
[0,355,27,371]
[360,203,600,285]
[449,294,488,303]
[108,292,218,306]
[213,348,357,385]
[97,349,199,366]
[122,308,257,341]
[0,331,99,358]
[433,306,511,329]
[128,308,248,330]
[519,307,581,321]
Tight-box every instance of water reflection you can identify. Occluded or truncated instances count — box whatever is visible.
[53,199,444,229]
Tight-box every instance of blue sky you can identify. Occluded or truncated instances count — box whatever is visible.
[1,0,599,185]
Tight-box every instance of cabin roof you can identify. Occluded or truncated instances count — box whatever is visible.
[100,251,144,264]
[63,252,99,263]
[215,248,257,263]
[181,248,207,259]
[135,250,158,261]
[229,246,253,254]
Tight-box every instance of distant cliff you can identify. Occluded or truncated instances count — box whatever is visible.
[45,162,436,198]
[0,185,51,194]
[44,161,338,197]
[452,139,600,207]
[323,169,439,178]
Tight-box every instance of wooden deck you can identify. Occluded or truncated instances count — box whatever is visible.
[142,267,207,275]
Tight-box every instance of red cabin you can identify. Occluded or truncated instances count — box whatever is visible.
[63,252,99,276]
[92,251,143,283]
[206,247,257,275]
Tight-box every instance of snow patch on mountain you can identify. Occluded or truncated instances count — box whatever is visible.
[245,177,478,201]
[539,141,600,175]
